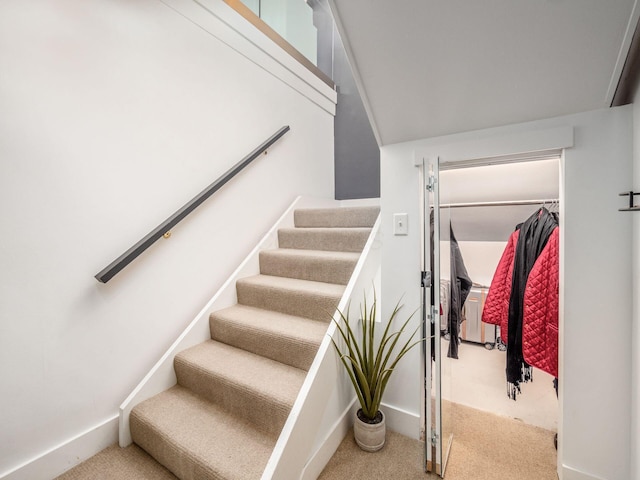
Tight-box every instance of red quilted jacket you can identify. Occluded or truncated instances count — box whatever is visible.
[482,227,559,377]
[481,229,519,342]
[522,227,559,377]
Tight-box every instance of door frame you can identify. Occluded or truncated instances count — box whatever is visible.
[413,124,573,477]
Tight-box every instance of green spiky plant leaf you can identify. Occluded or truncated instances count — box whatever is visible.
[331,290,420,422]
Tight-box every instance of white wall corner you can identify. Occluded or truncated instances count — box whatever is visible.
[300,399,421,480]
[0,415,118,480]
[300,398,356,480]
[380,402,421,440]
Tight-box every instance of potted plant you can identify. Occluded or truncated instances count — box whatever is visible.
[331,291,420,452]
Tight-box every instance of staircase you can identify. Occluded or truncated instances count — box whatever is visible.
[128,205,379,480]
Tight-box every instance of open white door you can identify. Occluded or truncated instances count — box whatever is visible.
[421,156,453,476]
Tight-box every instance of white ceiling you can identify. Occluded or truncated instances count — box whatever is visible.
[329,0,639,146]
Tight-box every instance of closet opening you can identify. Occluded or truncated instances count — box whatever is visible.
[423,152,561,479]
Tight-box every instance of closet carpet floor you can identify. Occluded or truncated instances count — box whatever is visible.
[318,401,558,480]
[442,339,559,431]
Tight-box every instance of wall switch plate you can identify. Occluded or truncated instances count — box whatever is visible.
[393,213,408,235]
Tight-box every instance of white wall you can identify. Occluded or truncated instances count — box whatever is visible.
[631,82,640,480]
[0,0,335,477]
[380,106,633,480]
[454,241,507,287]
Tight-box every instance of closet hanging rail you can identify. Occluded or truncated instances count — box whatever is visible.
[440,198,559,209]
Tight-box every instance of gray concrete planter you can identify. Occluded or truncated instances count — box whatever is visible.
[354,409,385,452]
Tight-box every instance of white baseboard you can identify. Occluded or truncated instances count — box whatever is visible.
[0,415,118,480]
[561,464,607,480]
[300,399,355,480]
[380,402,421,440]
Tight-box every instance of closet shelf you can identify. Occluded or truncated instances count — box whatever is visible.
[619,191,640,211]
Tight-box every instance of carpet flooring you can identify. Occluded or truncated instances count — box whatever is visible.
[55,443,177,480]
[318,402,558,480]
[56,402,557,480]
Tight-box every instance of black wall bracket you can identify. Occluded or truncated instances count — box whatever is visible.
[619,191,640,211]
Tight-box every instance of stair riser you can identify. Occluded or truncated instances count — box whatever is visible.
[174,356,291,438]
[236,281,341,322]
[259,251,357,285]
[130,387,274,480]
[278,229,370,253]
[130,414,209,480]
[294,207,379,228]
[210,313,321,371]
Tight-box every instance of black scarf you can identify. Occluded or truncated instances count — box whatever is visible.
[506,207,558,399]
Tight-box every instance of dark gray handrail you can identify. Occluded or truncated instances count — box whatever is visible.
[95,125,290,283]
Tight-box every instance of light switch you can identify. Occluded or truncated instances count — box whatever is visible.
[393,213,408,235]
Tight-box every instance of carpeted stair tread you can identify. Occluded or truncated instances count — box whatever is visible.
[130,385,274,480]
[210,304,328,371]
[294,206,379,228]
[236,274,344,322]
[259,248,359,285]
[174,340,306,437]
[278,227,371,253]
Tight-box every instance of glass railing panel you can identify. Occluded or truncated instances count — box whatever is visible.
[243,0,260,16]
[241,0,318,66]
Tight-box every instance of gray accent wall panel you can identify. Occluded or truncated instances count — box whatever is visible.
[311,0,380,200]
[333,29,380,200]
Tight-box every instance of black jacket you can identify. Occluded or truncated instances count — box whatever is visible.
[447,226,472,359]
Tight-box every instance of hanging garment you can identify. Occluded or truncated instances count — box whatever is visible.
[440,279,450,332]
[429,211,471,360]
[482,228,520,342]
[506,207,558,398]
[522,227,559,378]
[481,207,558,399]
[447,225,472,359]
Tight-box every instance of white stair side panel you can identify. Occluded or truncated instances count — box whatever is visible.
[261,214,381,480]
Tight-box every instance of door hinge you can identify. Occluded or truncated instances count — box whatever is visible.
[427,305,437,325]
[426,174,436,192]
[431,429,439,446]
[421,270,432,288]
